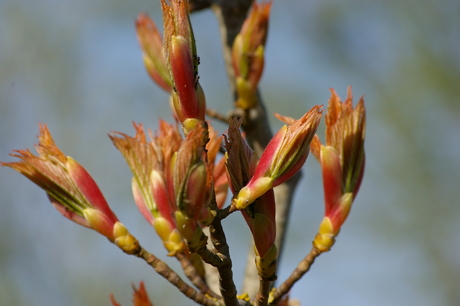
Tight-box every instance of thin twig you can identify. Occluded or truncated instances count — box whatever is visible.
[254,276,272,306]
[197,192,238,305]
[209,214,239,306]
[269,247,322,305]
[131,246,218,306]
[195,243,228,268]
[206,108,230,124]
[219,202,237,220]
[176,252,222,300]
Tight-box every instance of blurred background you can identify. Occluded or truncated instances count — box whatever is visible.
[1,0,459,305]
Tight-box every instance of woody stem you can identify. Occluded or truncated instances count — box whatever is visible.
[269,247,322,305]
[133,246,216,306]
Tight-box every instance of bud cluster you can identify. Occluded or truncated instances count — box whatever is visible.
[2,1,367,305]
[110,121,225,255]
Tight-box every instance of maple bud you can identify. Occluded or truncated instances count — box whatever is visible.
[205,126,228,209]
[82,208,118,241]
[136,13,172,92]
[153,216,185,256]
[311,88,366,252]
[255,244,278,280]
[224,118,277,278]
[242,189,276,260]
[172,123,208,215]
[232,1,271,109]
[111,122,186,256]
[184,162,208,219]
[2,124,138,252]
[112,222,140,255]
[150,170,186,255]
[233,105,323,209]
[213,157,229,209]
[174,211,207,253]
[162,0,206,126]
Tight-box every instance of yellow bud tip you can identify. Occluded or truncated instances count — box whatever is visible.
[153,217,175,241]
[233,196,249,210]
[313,217,336,252]
[115,234,140,255]
[164,229,186,256]
[234,177,274,209]
[113,221,129,238]
[112,222,139,254]
[235,77,257,109]
[182,118,201,134]
[237,293,251,302]
[313,232,336,253]
[318,217,334,235]
[255,245,278,280]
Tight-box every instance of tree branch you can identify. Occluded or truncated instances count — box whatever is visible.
[176,252,222,300]
[210,0,252,94]
[209,212,239,306]
[207,0,304,300]
[132,246,217,306]
[254,275,272,306]
[269,247,322,305]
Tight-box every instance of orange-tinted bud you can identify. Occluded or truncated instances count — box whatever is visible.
[241,189,276,258]
[172,123,207,212]
[329,88,366,197]
[67,157,118,221]
[2,124,123,240]
[153,217,185,256]
[213,157,229,209]
[161,0,205,124]
[224,118,277,276]
[233,105,323,209]
[131,178,155,224]
[150,170,176,225]
[312,88,366,252]
[184,162,207,219]
[232,1,271,109]
[136,13,172,92]
[111,122,187,255]
[313,193,352,252]
[170,35,203,120]
[224,117,256,194]
[83,208,118,241]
